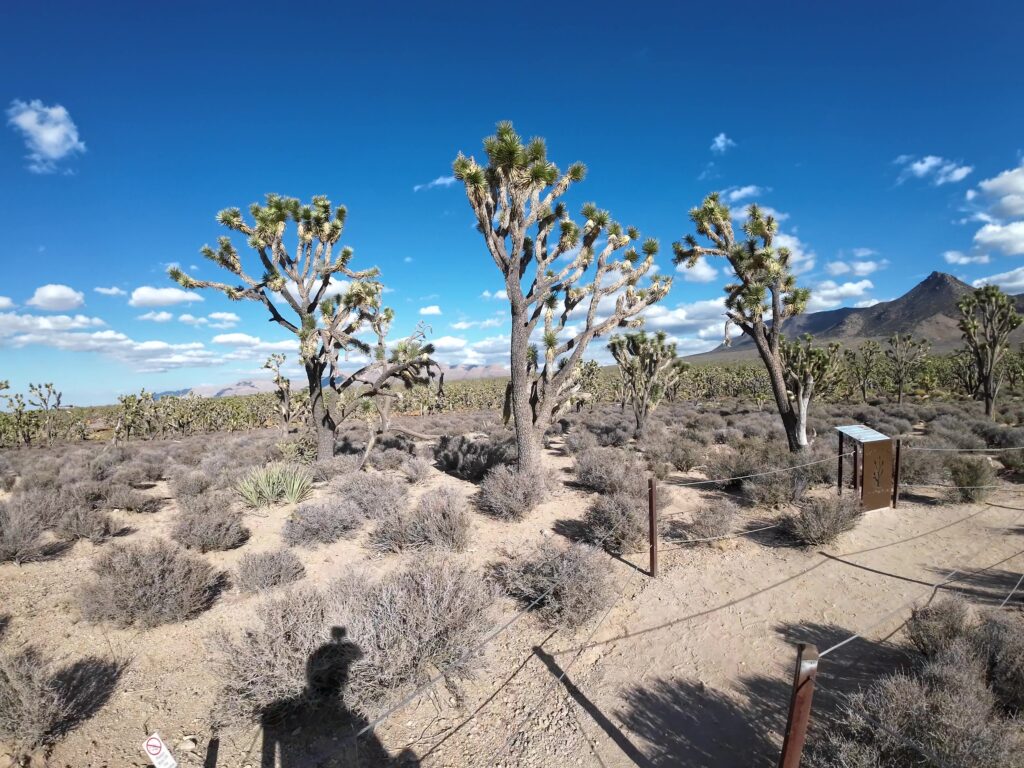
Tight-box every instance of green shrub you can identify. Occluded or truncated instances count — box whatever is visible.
[236,462,313,508]
[783,496,862,545]
[945,456,997,502]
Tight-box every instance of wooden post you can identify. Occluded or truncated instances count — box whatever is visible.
[778,643,819,768]
[852,444,860,493]
[837,433,844,496]
[648,477,658,578]
[892,438,902,508]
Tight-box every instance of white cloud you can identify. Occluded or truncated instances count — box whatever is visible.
[974,221,1024,256]
[0,312,105,336]
[480,289,509,300]
[851,247,877,258]
[413,175,457,192]
[977,164,1024,218]
[806,279,874,312]
[854,299,881,308]
[451,317,503,330]
[208,311,240,329]
[0,297,12,310]
[129,286,204,307]
[710,133,736,154]
[724,185,764,203]
[419,305,442,316]
[973,266,1024,292]
[943,250,990,266]
[679,258,718,283]
[825,259,887,277]
[774,232,816,274]
[26,284,84,311]
[178,313,207,326]
[896,154,973,186]
[430,335,468,352]
[403,256,414,263]
[94,286,126,296]
[139,311,173,322]
[6,99,86,173]
[211,333,294,355]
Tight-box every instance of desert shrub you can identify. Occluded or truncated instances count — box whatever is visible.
[282,498,364,547]
[897,444,948,485]
[55,506,117,543]
[369,447,408,472]
[370,487,470,553]
[434,434,516,481]
[78,540,223,627]
[808,641,1023,768]
[907,598,972,658]
[574,447,647,496]
[687,499,739,542]
[236,550,306,593]
[331,472,407,519]
[945,455,997,502]
[0,500,45,563]
[214,557,495,719]
[172,496,249,553]
[490,540,612,629]
[638,430,703,477]
[9,487,80,528]
[88,447,129,481]
[563,428,598,454]
[169,468,212,499]
[0,647,121,758]
[276,433,318,464]
[236,462,313,508]
[15,465,59,492]
[0,456,15,491]
[582,492,647,554]
[977,611,1024,711]
[477,465,547,521]
[103,485,161,514]
[310,454,360,482]
[783,495,862,545]
[589,418,633,447]
[997,449,1024,474]
[400,456,432,484]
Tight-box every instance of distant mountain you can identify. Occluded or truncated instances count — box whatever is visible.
[689,271,1024,361]
[155,362,510,400]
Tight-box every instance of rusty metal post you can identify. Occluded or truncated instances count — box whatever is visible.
[837,433,844,496]
[778,643,820,768]
[648,477,658,578]
[852,444,860,493]
[892,438,902,508]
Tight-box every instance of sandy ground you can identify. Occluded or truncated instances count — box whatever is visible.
[2,440,1023,767]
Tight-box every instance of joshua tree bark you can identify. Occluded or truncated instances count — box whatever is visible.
[781,335,842,447]
[169,195,386,461]
[957,285,1022,418]
[886,333,930,406]
[454,122,671,474]
[674,194,811,451]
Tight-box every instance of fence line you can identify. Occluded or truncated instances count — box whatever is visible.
[670,451,854,489]
[903,445,1024,453]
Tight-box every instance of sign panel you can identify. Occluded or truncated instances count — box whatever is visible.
[142,733,177,768]
[861,439,894,511]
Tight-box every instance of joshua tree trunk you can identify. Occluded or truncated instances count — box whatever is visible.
[509,304,543,475]
[305,359,336,460]
[754,334,803,451]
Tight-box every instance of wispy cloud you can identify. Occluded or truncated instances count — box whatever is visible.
[895,154,973,185]
[6,99,86,174]
[943,250,989,266]
[413,175,457,192]
[480,289,508,300]
[139,311,173,322]
[419,305,442,316]
[710,133,735,154]
[724,185,764,203]
[128,286,204,308]
[94,286,126,296]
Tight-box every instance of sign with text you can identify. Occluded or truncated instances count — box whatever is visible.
[142,733,177,768]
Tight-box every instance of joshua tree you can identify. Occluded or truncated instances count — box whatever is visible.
[609,331,687,437]
[263,354,297,434]
[27,382,62,446]
[950,349,981,400]
[454,122,671,474]
[170,195,393,460]
[781,335,843,446]
[885,333,930,405]
[674,194,811,451]
[957,285,1023,418]
[843,341,883,403]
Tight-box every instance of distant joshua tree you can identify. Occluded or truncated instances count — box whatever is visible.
[674,194,811,451]
[843,340,883,403]
[609,331,687,437]
[170,195,426,461]
[453,122,671,474]
[781,334,843,446]
[886,333,930,405]
[957,285,1022,418]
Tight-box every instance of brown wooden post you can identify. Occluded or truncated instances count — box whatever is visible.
[852,444,860,493]
[892,438,902,508]
[648,477,658,578]
[778,643,819,768]
[837,433,844,496]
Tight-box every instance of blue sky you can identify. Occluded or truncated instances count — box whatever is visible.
[2,1,1023,404]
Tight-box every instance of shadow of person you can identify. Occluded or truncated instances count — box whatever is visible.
[260,627,418,768]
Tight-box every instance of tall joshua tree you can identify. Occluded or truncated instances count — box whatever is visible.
[957,285,1022,418]
[454,122,671,474]
[781,335,843,446]
[674,194,811,451]
[169,195,385,460]
[609,331,687,437]
[843,340,883,403]
[886,333,930,405]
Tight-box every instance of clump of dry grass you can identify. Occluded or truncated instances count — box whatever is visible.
[171,492,249,553]
[0,500,45,563]
[477,465,547,521]
[686,499,740,542]
[583,493,647,554]
[783,495,862,545]
[370,487,470,553]
[283,498,364,547]
[236,550,306,593]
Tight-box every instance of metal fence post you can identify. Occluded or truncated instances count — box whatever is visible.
[892,438,902,508]
[778,643,819,768]
[648,477,658,578]
[837,433,844,496]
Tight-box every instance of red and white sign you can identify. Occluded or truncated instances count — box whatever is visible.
[142,733,177,768]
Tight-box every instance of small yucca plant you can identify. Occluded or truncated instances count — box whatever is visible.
[236,463,312,508]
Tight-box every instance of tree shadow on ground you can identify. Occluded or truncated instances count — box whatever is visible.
[258,627,418,768]
[0,613,9,641]
[50,656,125,742]
[614,622,914,767]
[551,517,590,543]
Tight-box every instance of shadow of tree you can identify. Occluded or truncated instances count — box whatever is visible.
[551,518,590,544]
[259,627,418,768]
[0,613,9,641]
[50,656,125,742]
